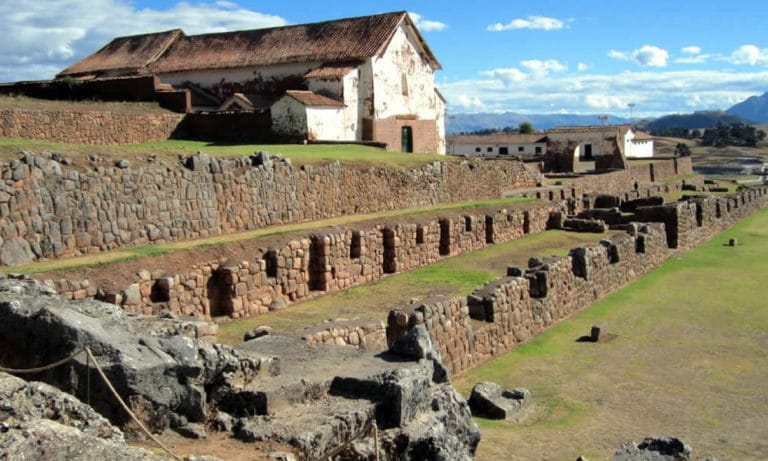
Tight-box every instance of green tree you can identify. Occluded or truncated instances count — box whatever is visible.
[519,121,534,134]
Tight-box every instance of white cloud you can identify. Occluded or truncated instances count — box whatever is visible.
[609,46,669,67]
[730,44,768,65]
[584,94,627,110]
[481,67,527,86]
[577,62,589,72]
[608,50,630,61]
[520,59,566,77]
[439,69,768,117]
[409,12,447,32]
[633,45,669,67]
[0,0,287,82]
[682,46,701,55]
[487,16,564,32]
[455,94,486,111]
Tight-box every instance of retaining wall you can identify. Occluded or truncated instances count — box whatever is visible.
[0,152,542,265]
[0,108,184,145]
[387,186,768,376]
[51,202,566,319]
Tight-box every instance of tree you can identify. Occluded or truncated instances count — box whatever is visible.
[518,121,534,134]
[674,143,691,157]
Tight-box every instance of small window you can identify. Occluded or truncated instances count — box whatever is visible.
[475,147,481,152]
[465,216,473,232]
[535,146,542,154]
[265,249,278,278]
[350,231,362,259]
[499,147,509,155]
[416,225,425,244]
[401,74,409,96]
[518,146,524,152]
[487,147,493,153]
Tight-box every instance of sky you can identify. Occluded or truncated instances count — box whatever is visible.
[3,0,768,118]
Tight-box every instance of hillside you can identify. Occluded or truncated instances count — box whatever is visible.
[639,110,750,132]
[728,90,768,123]
[448,112,629,134]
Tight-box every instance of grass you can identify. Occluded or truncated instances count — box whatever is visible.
[453,208,768,460]
[0,136,449,168]
[215,229,617,344]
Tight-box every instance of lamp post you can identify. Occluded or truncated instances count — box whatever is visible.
[627,103,635,126]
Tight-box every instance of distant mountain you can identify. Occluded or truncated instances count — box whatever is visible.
[447,112,630,134]
[638,111,750,133]
[727,91,768,123]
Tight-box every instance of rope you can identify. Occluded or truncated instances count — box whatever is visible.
[0,347,182,461]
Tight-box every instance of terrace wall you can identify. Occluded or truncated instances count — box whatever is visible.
[0,152,542,265]
[387,186,768,376]
[50,202,565,319]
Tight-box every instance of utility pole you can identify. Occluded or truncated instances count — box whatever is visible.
[627,103,635,126]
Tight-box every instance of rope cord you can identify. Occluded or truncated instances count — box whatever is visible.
[0,347,182,461]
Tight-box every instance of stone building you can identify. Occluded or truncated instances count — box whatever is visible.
[58,12,446,153]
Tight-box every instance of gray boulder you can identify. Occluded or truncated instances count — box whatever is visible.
[390,324,448,383]
[468,381,533,421]
[613,437,692,461]
[0,372,164,461]
[0,277,264,433]
[0,237,35,266]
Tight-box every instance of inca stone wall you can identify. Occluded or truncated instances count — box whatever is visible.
[0,152,543,265]
[0,109,184,145]
[50,202,566,319]
[387,186,767,376]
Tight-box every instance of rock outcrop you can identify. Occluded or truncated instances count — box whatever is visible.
[0,276,481,460]
[468,382,533,421]
[0,371,164,460]
[612,437,692,461]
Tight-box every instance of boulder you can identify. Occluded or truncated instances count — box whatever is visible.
[613,437,692,461]
[0,372,164,460]
[468,382,533,421]
[0,277,264,433]
[390,324,448,383]
[0,238,35,266]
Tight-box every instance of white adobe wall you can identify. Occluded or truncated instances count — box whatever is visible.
[624,131,654,158]
[306,106,348,141]
[448,142,546,156]
[371,24,441,121]
[271,96,307,138]
[157,62,317,92]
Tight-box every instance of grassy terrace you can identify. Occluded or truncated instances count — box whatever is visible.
[215,229,619,344]
[0,136,448,169]
[454,208,768,460]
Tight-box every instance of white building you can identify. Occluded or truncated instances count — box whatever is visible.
[547,125,654,159]
[446,134,548,156]
[58,12,446,154]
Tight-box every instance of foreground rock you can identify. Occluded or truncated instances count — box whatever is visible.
[0,371,164,460]
[468,382,533,421]
[0,276,269,433]
[0,277,480,460]
[612,437,692,460]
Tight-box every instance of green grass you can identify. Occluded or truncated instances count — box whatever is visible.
[454,207,768,460]
[0,136,448,168]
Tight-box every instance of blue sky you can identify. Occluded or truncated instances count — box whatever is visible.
[4,0,768,118]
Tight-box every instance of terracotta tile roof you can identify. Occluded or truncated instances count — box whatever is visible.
[285,90,344,107]
[632,130,654,140]
[305,62,360,79]
[447,134,548,144]
[58,29,183,77]
[151,11,440,74]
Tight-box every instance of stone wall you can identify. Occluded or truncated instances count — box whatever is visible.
[387,186,768,376]
[0,109,184,145]
[0,152,543,265]
[50,202,565,319]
